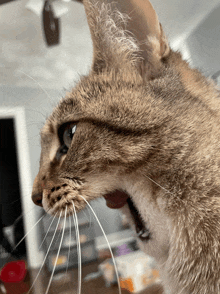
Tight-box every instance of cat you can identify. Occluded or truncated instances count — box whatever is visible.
[31,0,220,293]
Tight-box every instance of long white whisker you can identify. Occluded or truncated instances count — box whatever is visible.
[144,174,186,207]
[64,216,72,276]
[27,212,61,294]
[11,197,31,205]
[45,208,67,294]
[12,213,46,253]
[12,207,39,227]
[80,196,121,294]
[53,223,63,249]
[62,216,72,289]
[17,70,53,105]
[72,201,82,294]
[144,174,174,195]
[39,213,57,250]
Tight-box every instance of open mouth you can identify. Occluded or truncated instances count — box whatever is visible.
[104,190,151,241]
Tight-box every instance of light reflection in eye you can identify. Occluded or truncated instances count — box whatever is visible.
[72,125,76,135]
[63,123,77,148]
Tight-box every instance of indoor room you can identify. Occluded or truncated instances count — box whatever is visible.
[0,0,220,294]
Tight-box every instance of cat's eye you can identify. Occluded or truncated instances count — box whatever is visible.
[62,123,77,149]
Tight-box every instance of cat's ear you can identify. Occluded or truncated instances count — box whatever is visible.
[83,0,170,76]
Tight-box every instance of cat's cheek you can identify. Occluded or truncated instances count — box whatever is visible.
[120,203,169,264]
[59,154,67,166]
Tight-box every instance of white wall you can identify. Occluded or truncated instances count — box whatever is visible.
[151,0,220,45]
[184,4,220,77]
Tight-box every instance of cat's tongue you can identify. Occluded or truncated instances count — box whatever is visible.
[104,190,129,209]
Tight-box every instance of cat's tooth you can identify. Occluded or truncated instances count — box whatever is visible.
[141,231,150,238]
[137,229,144,237]
[137,229,150,239]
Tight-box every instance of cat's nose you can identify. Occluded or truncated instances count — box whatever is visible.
[32,192,43,207]
[32,173,43,207]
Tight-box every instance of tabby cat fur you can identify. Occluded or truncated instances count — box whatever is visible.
[32,0,220,293]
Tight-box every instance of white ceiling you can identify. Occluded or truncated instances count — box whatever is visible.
[0,0,93,91]
[0,0,219,90]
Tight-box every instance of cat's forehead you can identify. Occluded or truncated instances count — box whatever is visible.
[40,72,149,142]
[46,74,139,121]
[41,121,55,138]
[41,88,86,138]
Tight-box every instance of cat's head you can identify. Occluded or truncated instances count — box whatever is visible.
[31,71,160,216]
[31,0,216,217]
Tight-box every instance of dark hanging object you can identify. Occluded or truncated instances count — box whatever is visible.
[42,0,60,46]
[0,0,15,5]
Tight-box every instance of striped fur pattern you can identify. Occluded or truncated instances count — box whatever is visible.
[32,1,220,293]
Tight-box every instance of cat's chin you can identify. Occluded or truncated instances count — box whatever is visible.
[103,190,151,242]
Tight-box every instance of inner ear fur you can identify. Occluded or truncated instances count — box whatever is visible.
[83,0,170,76]
[117,0,170,59]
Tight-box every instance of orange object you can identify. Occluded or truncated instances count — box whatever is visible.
[116,251,161,293]
[120,278,134,293]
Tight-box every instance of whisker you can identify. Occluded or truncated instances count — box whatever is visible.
[27,212,61,294]
[45,207,67,294]
[39,214,57,250]
[53,223,63,249]
[144,174,175,196]
[10,192,38,205]
[65,216,72,275]
[17,70,53,106]
[143,174,200,221]
[144,174,187,207]
[25,108,47,119]
[27,121,43,127]
[72,201,82,294]
[62,216,72,289]
[12,212,48,255]
[12,206,43,228]
[79,196,122,294]
[13,213,27,227]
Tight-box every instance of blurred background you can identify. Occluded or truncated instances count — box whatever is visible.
[0,0,219,293]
